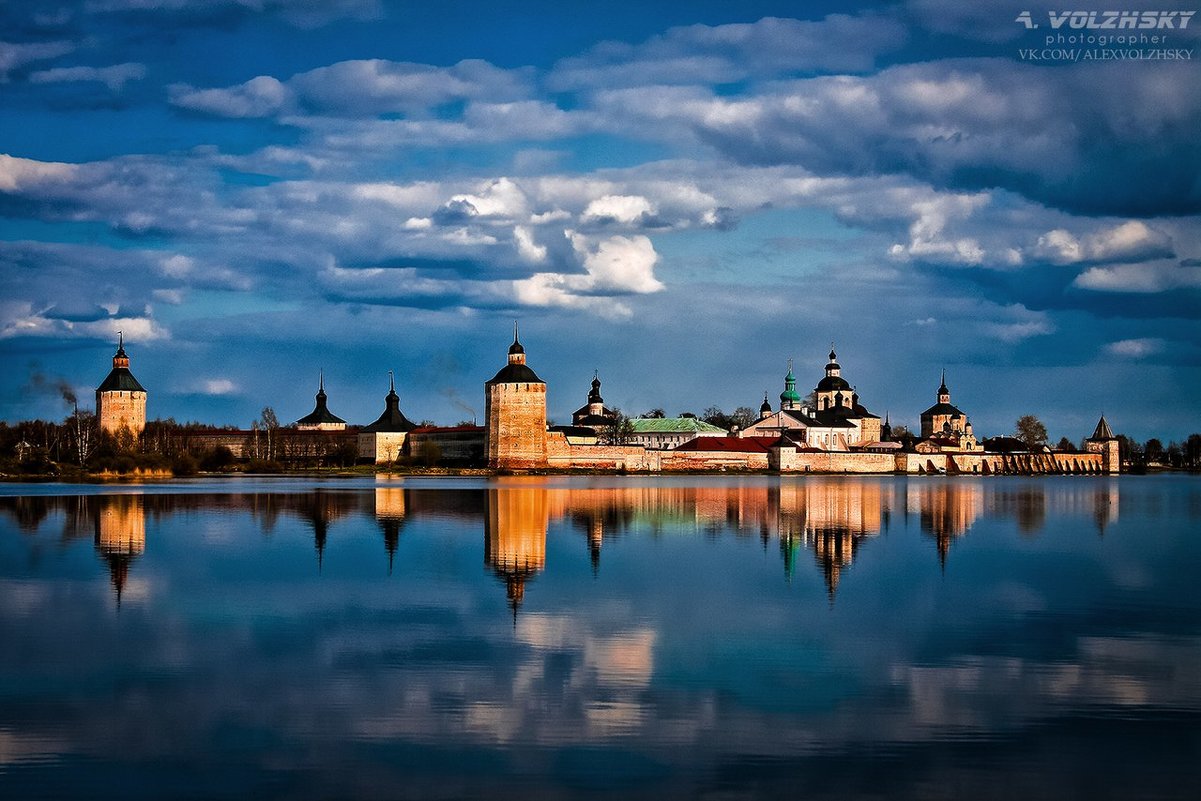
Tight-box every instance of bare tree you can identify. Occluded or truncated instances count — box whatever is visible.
[260,407,279,461]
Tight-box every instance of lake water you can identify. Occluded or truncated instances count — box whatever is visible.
[1,475,1199,800]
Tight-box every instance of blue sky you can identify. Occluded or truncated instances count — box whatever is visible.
[2,0,1198,443]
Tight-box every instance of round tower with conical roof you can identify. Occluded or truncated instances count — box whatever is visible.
[96,333,147,436]
[485,323,548,469]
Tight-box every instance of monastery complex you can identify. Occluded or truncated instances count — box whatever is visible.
[93,328,1121,475]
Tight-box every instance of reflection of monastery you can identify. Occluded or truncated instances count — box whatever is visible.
[2,479,1121,610]
[95,330,1120,474]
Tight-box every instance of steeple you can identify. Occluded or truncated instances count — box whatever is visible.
[760,392,772,418]
[937,369,950,404]
[588,371,603,404]
[881,412,893,441]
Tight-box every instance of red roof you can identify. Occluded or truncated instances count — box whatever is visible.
[674,436,777,453]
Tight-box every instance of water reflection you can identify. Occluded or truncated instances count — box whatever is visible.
[0,476,1198,800]
[0,478,1137,608]
[94,494,145,605]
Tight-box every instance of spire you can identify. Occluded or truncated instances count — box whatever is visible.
[938,368,949,395]
[829,342,837,363]
[507,320,526,362]
[112,330,130,368]
[389,369,395,394]
[319,369,325,396]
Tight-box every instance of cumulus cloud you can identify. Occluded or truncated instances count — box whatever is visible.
[0,301,168,342]
[1034,221,1174,265]
[30,62,146,91]
[1074,260,1201,293]
[582,194,656,225]
[590,60,1201,217]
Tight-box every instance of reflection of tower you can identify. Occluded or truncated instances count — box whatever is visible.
[93,494,146,605]
[810,528,856,601]
[1092,482,1119,537]
[484,485,548,619]
[912,481,982,568]
[375,487,407,574]
[295,490,353,571]
[586,516,603,576]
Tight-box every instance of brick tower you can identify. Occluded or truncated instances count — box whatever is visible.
[96,333,147,436]
[485,323,548,469]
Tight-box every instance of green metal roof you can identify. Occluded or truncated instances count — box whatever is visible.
[97,367,145,393]
[629,417,726,434]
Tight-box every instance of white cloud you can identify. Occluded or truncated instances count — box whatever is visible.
[513,226,547,264]
[1105,338,1164,359]
[29,62,146,91]
[170,75,292,118]
[582,194,655,225]
[1035,221,1173,265]
[0,153,77,191]
[0,40,74,81]
[1074,260,1201,293]
[198,378,238,395]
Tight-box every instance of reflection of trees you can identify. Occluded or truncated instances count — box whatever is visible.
[987,487,1047,536]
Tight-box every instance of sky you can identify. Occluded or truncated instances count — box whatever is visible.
[1,0,1198,443]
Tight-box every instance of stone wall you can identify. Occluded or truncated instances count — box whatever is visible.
[897,451,1107,475]
[357,432,408,464]
[771,447,898,474]
[97,390,147,436]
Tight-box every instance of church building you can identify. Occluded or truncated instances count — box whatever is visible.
[740,349,881,449]
[917,372,978,452]
[571,373,618,430]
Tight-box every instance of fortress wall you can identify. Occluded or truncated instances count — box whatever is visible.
[774,450,898,474]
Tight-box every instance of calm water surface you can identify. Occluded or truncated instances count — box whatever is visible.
[1,475,1199,800]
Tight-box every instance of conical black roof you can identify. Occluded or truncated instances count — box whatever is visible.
[363,376,415,433]
[296,375,345,426]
